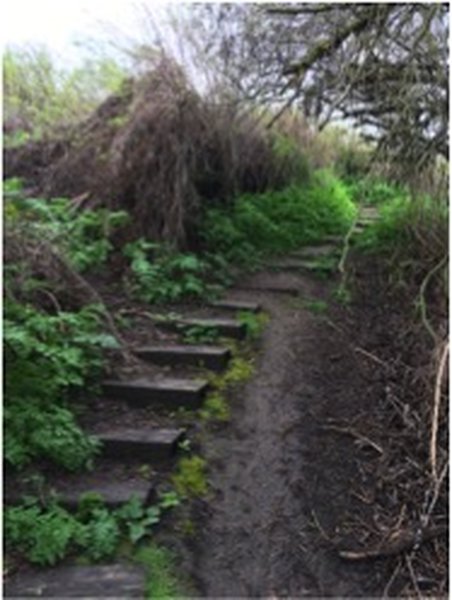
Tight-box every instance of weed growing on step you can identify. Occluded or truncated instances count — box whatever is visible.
[182,324,220,344]
[5,490,183,567]
[237,310,269,340]
[171,456,208,498]
[134,543,185,598]
[200,392,230,422]
[212,355,255,391]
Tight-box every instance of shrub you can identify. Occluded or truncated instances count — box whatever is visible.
[201,170,356,263]
[4,44,125,143]
[4,301,118,470]
[123,238,219,303]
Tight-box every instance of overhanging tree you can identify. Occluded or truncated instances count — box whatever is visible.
[191,3,448,174]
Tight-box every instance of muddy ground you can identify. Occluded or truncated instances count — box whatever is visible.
[164,259,447,598]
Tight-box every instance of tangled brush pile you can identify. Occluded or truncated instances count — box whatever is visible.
[5,56,305,249]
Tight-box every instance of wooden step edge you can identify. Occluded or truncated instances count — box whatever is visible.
[102,378,209,409]
[96,428,186,462]
[134,345,231,371]
[4,565,147,598]
[5,480,156,511]
[209,300,262,313]
[234,284,301,295]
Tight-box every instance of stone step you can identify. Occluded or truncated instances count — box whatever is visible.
[4,565,146,598]
[134,344,230,372]
[102,378,209,409]
[209,299,261,313]
[5,477,156,511]
[97,428,185,461]
[159,317,247,340]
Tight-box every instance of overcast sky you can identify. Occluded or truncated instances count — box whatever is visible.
[3,0,172,64]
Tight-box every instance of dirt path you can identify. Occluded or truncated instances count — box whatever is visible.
[190,271,385,597]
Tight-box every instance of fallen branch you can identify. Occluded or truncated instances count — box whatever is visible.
[338,525,447,560]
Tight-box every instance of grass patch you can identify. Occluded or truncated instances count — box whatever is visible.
[237,310,269,340]
[288,297,329,314]
[171,456,208,499]
[209,355,255,391]
[302,299,328,314]
[135,543,183,599]
[201,169,356,266]
[200,392,230,422]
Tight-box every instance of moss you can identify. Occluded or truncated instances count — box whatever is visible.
[171,456,208,498]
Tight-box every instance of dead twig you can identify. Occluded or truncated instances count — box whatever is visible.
[422,459,449,527]
[418,255,448,343]
[338,525,447,560]
[405,552,422,599]
[429,339,448,482]
[310,510,333,542]
[354,346,388,367]
[320,424,384,455]
[383,559,402,598]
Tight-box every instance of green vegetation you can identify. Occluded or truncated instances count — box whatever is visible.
[200,392,230,422]
[7,194,129,272]
[237,310,269,340]
[182,324,220,344]
[4,302,117,470]
[199,351,256,423]
[172,456,209,498]
[349,177,404,206]
[123,239,220,304]
[4,45,125,143]
[201,170,356,266]
[135,543,184,599]
[211,355,255,390]
[5,491,182,567]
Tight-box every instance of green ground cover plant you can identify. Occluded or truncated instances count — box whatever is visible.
[123,238,222,304]
[135,543,184,599]
[4,301,118,470]
[201,170,356,266]
[5,491,181,567]
[4,46,125,143]
[6,192,129,273]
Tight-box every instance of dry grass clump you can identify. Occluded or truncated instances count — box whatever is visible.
[5,56,305,249]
